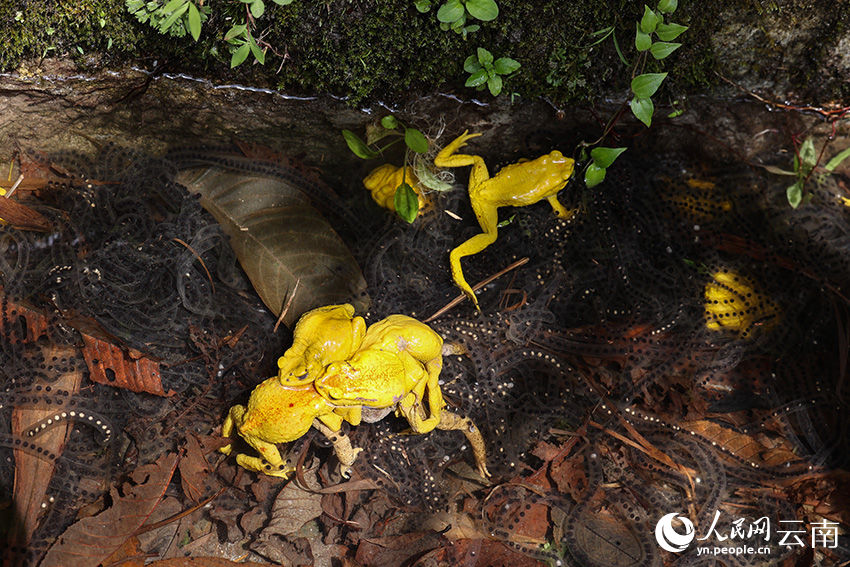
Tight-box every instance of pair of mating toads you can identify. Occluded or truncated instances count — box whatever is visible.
[222,131,576,478]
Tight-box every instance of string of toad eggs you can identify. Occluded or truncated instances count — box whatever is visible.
[0,386,114,445]
[449,331,828,562]
[0,385,115,517]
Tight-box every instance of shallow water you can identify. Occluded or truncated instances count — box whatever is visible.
[1,64,849,566]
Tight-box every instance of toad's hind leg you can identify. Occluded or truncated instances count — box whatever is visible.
[400,374,444,435]
[222,405,294,477]
[437,411,490,479]
[449,203,498,310]
[313,418,363,478]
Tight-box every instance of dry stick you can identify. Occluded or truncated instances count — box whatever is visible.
[274,278,301,333]
[172,238,215,294]
[716,72,850,119]
[425,257,530,322]
[4,174,24,198]
[134,486,225,536]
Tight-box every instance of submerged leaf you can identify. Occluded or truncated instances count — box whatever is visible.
[825,146,850,172]
[11,342,84,548]
[43,453,179,567]
[178,168,367,328]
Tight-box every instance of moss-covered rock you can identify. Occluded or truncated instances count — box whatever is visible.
[0,0,847,105]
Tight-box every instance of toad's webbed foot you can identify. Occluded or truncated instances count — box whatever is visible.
[437,411,490,479]
[235,454,295,478]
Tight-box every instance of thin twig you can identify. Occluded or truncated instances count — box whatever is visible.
[4,174,24,198]
[425,257,529,322]
[134,486,225,536]
[716,72,850,120]
[274,278,300,333]
[172,238,215,293]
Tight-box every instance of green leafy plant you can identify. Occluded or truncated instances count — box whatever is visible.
[464,47,520,96]
[126,0,209,40]
[415,0,498,38]
[764,137,850,208]
[786,137,817,208]
[584,147,628,188]
[125,0,294,67]
[628,1,687,127]
[224,0,295,67]
[342,116,431,223]
[580,0,688,188]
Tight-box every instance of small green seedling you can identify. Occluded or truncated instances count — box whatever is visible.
[343,116,431,223]
[464,47,520,96]
[126,0,210,40]
[768,138,850,209]
[575,0,687,188]
[629,1,687,127]
[415,0,498,38]
[126,0,294,67]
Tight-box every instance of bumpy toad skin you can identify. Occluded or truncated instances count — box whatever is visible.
[363,164,426,213]
[276,304,366,386]
[221,305,490,479]
[317,315,446,433]
[220,381,362,477]
[434,130,576,309]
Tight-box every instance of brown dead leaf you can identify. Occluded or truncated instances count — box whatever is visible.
[179,434,223,504]
[0,194,51,231]
[10,342,84,547]
[41,453,179,567]
[551,448,588,497]
[262,470,324,538]
[18,148,70,178]
[146,559,279,567]
[531,440,563,462]
[0,292,167,396]
[208,488,249,543]
[135,495,183,560]
[414,539,547,567]
[569,504,649,567]
[0,291,49,340]
[101,536,146,567]
[482,484,554,550]
[81,332,169,396]
[193,433,233,454]
[355,532,447,567]
[682,419,805,470]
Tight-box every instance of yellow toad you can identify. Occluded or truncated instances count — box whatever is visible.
[276,304,366,385]
[363,164,427,214]
[434,130,576,309]
[221,305,490,479]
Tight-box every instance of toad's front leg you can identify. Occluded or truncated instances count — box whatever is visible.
[222,405,296,477]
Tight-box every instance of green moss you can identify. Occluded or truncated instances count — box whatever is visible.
[0,0,844,105]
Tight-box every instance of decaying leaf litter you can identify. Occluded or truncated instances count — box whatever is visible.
[1,108,849,567]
